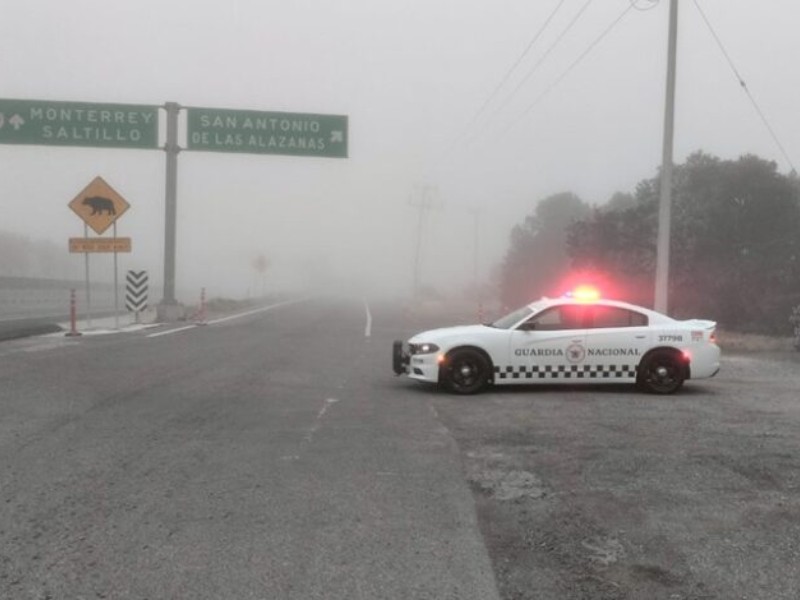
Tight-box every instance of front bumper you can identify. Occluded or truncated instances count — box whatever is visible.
[392,340,440,383]
[392,340,409,375]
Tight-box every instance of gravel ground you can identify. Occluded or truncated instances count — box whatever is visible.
[428,350,800,600]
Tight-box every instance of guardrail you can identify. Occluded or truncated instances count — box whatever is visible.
[0,276,156,321]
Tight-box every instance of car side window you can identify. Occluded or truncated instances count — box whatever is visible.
[589,306,648,328]
[521,305,585,331]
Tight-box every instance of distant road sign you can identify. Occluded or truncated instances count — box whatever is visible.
[186,107,348,158]
[0,99,158,149]
[69,176,131,235]
[69,237,132,253]
[125,270,148,312]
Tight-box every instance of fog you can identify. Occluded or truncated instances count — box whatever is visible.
[1,0,798,303]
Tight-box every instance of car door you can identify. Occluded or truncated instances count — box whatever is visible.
[581,305,652,381]
[502,304,587,384]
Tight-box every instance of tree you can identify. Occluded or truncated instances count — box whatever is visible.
[568,152,800,333]
[501,192,590,307]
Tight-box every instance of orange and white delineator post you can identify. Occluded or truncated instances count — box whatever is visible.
[65,289,82,337]
[194,287,208,325]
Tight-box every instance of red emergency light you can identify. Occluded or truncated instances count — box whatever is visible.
[565,285,601,302]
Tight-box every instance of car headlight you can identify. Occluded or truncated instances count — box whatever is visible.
[409,342,440,355]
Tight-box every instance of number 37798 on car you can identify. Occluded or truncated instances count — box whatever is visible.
[392,292,720,395]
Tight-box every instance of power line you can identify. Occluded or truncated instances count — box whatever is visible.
[458,0,599,152]
[692,0,797,173]
[481,0,596,129]
[438,0,568,161]
[496,2,635,139]
[432,0,651,171]
[629,0,660,11]
[467,0,569,130]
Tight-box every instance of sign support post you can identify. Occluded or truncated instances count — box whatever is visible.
[83,223,92,328]
[113,222,120,330]
[157,102,183,321]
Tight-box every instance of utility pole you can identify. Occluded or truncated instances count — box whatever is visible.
[654,0,679,313]
[409,185,440,297]
[157,102,183,321]
[469,206,483,321]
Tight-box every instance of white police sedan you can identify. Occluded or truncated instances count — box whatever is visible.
[392,290,720,395]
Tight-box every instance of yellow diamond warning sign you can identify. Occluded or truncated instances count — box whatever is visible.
[68,176,130,234]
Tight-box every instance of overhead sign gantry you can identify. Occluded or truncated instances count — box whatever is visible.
[0,97,349,320]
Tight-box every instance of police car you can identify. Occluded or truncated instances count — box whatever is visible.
[392,288,720,395]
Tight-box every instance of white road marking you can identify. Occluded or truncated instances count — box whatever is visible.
[363,299,372,338]
[305,398,339,444]
[318,397,339,419]
[146,325,197,338]
[146,298,306,338]
[206,298,302,325]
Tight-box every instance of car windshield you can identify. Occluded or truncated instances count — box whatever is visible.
[489,305,535,329]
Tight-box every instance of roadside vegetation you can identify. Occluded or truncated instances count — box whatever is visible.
[501,151,800,336]
[718,329,795,353]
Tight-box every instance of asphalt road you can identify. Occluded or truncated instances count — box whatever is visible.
[429,351,800,600]
[4,297,800,600]
[0,297,499,600]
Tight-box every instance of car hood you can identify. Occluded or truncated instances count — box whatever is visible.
[408,324,489,344]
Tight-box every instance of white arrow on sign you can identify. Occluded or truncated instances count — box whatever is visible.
[9,114,25,130]
[330,130,343,143]
[0,113,4,129]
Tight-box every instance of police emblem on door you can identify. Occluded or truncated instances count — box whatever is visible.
[566,344,586,364]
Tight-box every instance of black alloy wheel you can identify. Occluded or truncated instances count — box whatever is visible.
[638,350,685,394]
[443,348,490,395]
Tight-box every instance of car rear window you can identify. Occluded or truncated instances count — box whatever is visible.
[589,306,648,328]
[524,304,586,330]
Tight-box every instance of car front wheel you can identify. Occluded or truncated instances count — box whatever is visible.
[442,348,490,395]
[637,350,686,394]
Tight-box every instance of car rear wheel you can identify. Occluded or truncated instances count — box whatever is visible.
[442,348,490,395]
[637,350,685,394]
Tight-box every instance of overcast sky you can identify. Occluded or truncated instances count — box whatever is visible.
[1,0,798,301]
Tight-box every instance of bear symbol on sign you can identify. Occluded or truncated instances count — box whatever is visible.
[82,196,116,216]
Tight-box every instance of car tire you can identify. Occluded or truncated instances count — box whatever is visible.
[637,350,685,394]
[442,348,490,395]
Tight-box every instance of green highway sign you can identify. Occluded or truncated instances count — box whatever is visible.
[186,107,348,158]
[0,99,159,149]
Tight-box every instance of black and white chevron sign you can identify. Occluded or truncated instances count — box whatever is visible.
[125,270,148,312]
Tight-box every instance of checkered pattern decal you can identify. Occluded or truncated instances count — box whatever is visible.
[494,364,637,380]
